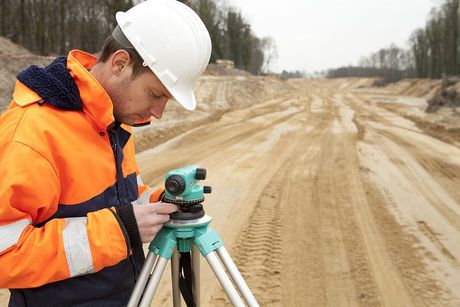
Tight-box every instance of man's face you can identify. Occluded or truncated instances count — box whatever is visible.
[109,67,172,125]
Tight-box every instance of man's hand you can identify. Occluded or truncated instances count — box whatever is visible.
[133,202,178,243]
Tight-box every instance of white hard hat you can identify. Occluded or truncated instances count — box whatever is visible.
[115,0,212,111]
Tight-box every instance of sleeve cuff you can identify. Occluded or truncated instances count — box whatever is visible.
[151,189,165,203]
[114,205,142,249]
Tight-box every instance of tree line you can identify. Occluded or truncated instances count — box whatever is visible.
[328,0,459,81]
[327,44,414,83]
[184,0,277,74]
[410,0,458,78]
[0,0,131,55]
[0,0,276,75]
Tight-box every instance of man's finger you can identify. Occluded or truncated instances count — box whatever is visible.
[152,202,179,214]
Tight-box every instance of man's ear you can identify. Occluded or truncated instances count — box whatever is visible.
[111,50,131,75]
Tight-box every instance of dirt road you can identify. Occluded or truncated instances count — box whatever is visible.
[2,78,460,306]
[142,78,460,306]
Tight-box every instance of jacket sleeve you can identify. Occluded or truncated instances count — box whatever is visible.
[133,165,164,203]
[136,179,165,204]
[0,142,129,288]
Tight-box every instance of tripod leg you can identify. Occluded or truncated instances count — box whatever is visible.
[205,252,245,307]
[127,252,158,307]
[192,245,200,307]
[172,249,181,307]
[139,256,169,307]
[216,247,259,307]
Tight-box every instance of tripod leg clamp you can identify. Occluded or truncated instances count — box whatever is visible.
[194,227,224,256]
[149,228,177,259]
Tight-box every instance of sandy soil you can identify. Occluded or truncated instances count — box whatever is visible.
[2,78,460,306]
[0,37,53,111]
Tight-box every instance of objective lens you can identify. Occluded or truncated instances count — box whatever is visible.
[165,175,186,195]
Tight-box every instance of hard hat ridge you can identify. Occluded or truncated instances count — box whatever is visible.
[171,1,210,75]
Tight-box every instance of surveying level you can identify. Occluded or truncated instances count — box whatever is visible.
[128,165,259,307]
[163,165,211,220]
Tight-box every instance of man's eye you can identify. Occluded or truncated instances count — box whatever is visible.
[151,92,163,99]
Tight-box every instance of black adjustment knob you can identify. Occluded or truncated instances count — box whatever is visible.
[203,186,212,194]
[195,168,207,180]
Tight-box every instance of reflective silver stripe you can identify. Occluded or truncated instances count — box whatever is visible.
[132,187,158,205]
[136,175,144,186]
[140,188,156,204]
[0,219,31,252]
[62,217,94,277]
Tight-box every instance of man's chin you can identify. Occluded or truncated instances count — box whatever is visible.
[114,116,135,126]
[114,114,152,126]
[127,117,153,126]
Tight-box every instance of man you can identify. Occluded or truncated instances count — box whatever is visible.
[0,0,211,306]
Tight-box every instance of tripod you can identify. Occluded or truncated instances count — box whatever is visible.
[127,214,259,307]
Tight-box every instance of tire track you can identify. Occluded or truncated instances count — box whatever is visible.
[206,100,330,306]
[208,182,283,306]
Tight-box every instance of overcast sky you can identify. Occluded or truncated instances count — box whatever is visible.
[229,0,439,73]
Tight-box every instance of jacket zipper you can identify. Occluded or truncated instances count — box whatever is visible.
[108,128,138,283]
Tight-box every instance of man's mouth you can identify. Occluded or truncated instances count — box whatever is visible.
[138,114,151,120]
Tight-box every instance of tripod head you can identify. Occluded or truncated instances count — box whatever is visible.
[163,165,212,220]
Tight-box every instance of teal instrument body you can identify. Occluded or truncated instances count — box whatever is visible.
[164,165,205,201]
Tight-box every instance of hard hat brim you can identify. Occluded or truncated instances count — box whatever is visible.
[168,89,196,111]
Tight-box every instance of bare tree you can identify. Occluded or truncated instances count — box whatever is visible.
[261,36,278,73]
[331,0,460,80]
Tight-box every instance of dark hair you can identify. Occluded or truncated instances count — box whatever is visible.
[98,35,150,79]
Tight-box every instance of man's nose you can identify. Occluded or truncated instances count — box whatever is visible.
[149,98,168,119]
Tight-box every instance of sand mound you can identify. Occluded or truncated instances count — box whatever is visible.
[426,78,460,113]
[0,37,53,111]
[379,78,460,114]
[383,79,443,99]
[0,37,33,56]
[203,63,252,76]
[133,75,296,152]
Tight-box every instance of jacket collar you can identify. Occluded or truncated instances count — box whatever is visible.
[66,50,151,129]
[17,55,82,111]
[66,50,116,133]
[13,50,151,132]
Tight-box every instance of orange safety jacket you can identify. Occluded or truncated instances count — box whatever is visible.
[0,50,163,306]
